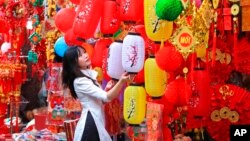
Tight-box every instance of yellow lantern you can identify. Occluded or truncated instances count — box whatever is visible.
[144,56,168,97]
[123,85,146,125]
[144,0,173,42]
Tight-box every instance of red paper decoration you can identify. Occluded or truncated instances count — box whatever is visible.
[55,8,76,33]
[118,0,144,23]
[73,0,104,39]
[92,38,112,68]
[100,0,121,35]
[155,44,184,72]
[70,0,80,5]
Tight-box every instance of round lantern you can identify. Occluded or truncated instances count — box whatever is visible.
[118,0,144,23]
[100,0,121,35]
[144,0,173,42]
[123,84,146,125]
[155,45,184,72]
[122,32,145,74]
[107,40,125,80]
[55,8,76,33]
[188,69,211,117]
[73,0,104,39]
[144,56,168,97]
[1,42,11,54]
[92,38,113,68]
[155,0,184,21]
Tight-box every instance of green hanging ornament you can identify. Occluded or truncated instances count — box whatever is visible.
[28,50,33,62]
[30,0,43,7]
[29,32,41,45]
[31,14,40,27]
[155,0,184,21]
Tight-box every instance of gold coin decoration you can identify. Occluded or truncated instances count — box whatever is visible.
[228,111,240,123]
[219,107,230,119]
[211,110,221,122]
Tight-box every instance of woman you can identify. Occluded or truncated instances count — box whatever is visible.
[62,46,130,141]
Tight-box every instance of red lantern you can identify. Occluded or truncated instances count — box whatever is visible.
[107,40,125,80]
[133,68,144,84]
[64,29,83,46]
[70,0,80,5]
[164,77,192,106]
[73,0,104,39]
[122,32,145,73]
[102,47,111,80]
[100,0,121,35]
[92,38,112,68]
[155,44,184,72]
[118,0,144,23]
[55,8,76,33]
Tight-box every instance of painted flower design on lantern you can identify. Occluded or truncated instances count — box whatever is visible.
[76,1,93,23]
[127,97,135,119]
[127,45,138,67]
[123,0,130,14]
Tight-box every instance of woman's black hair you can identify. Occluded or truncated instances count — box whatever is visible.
[62,46,98,99]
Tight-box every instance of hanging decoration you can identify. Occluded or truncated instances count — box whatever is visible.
[122,32,145,74]
[123,84,146,125]
[28,32,42,45]
[144,0,173,43]
[73,0,104,39]
[241,0,250,31]
[100,0,121,36]
[144,56,168,97]
[107,40,125,80]
[155,0,184,21]
[118,0,144,24]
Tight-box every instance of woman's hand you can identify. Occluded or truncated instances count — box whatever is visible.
[120,72,136,83]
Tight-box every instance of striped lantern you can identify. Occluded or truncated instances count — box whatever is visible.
[144,0,173,42]
[107,40,125,80]
[144,56,168,97]
[100,0,121,35]
[92,38,113,68]
[118,0,144,23]
[122,32,145,74]
[73,0,104,39]
[123,84,146,125]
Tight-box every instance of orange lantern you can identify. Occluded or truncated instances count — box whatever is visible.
[144,56,168,97]
[123,84,146,125]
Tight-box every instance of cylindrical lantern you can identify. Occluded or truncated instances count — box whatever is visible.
[118,0,144,23]
[92,38,113,68]
[144,0,173,42]
[107,40,125,80]
[144,56,168,97]
[73,0,104,39]
[122,32,145,73]
[100,0,121,35]
[123,85,146,125]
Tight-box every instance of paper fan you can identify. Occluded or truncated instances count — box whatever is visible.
[206,84,250,141]
[234,38,250,75]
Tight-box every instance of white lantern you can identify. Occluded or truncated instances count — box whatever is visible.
[107,40,125,80]
[1,42,11,54]
[122,32,145,73]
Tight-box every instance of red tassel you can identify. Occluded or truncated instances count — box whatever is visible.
[211,30,217,67]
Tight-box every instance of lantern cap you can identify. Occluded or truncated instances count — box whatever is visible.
[123,21,136,25]
[111,78,119,82]
[114,40,123,43]
[128,32,141,36]
[129,83,144,86]
[129,124,140,126]
[149,55,155,58]
[151,96,163,99]
[76,37,86,42]
[103,34,113,38]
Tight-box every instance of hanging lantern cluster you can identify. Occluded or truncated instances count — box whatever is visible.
[122,32,145,74]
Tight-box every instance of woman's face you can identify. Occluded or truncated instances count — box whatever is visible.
[78,47,91,69]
